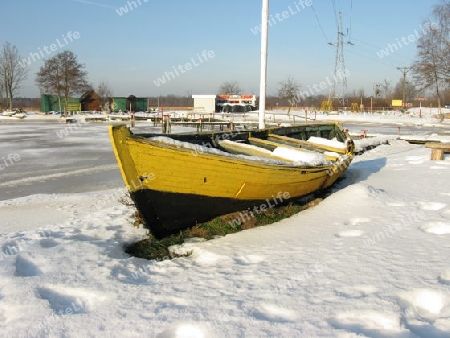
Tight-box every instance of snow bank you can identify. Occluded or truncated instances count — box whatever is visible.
[1,121,450,337]
[353,135,397,153]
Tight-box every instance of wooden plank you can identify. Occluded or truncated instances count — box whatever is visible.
[268,134,347,154]
[425,142,450,149]
[248,137,281,150]
[254,136,340,161]
[218,140,293,162]
[431,149,445,160]
[425,142,450,160]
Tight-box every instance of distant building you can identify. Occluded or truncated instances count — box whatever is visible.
[40,94,80,112]
[215,94,257,112]
[80,90,102,111]
[40,93,149,113]
[192,94,257,113]
[111,96,148,112]
[192,95,217,113]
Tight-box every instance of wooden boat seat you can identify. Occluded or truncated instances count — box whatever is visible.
[218,140,294,162]
[267,134,347,154]
[248,137,340,162]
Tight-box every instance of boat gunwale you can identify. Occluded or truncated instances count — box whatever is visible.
[124,134,345,172]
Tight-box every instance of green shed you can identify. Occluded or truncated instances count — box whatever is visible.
[111,97,147,112]
[134,98,148,111]
[111,97,127,111]
[40,94,80,112]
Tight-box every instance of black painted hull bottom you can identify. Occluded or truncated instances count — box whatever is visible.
[131,189,294,239]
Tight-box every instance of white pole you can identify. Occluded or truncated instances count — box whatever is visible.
[259,0,269,129]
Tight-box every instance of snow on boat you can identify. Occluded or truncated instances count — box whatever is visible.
[109,123,355,238]
[13,113,26,119]
[2,111,16,116]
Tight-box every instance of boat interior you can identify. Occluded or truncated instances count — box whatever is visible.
[133,123,354,160]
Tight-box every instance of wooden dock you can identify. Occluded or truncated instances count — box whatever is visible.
[170,121,234,132]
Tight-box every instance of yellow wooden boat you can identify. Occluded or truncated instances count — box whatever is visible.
[109,123,354,238]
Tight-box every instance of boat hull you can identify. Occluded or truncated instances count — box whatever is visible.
[131,189,289,238]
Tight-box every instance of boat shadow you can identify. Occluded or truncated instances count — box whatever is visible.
[327,157,388,192]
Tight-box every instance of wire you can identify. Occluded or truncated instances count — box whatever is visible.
[351,37,416,65]
[311,0,408,76]
[348,0,353,41]
[331,0,339,27]
[345,47,400,70]
[310,3,330,43]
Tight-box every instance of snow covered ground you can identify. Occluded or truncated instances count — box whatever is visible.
[0,112,449,337]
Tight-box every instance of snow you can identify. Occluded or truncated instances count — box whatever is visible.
[151,136,331,166]
[0,111,450,337]
[150,136,287,165]
[307,136,348,150]
[271,146,331,165]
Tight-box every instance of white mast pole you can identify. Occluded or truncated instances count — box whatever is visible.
[259,0,269,129]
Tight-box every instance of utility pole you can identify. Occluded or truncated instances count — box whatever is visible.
[373,83,380,113]
[397,67,410,107]
[329,12,352,108]
[258,0,269,129]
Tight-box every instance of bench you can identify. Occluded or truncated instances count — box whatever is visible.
[425,142,450,160]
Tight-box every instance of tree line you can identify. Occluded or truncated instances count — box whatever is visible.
[0,47,110,113]
[1,1,449,116]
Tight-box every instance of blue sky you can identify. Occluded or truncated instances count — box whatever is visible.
[1,0,438,98]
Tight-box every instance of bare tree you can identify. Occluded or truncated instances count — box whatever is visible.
[218,80,242,94]
[357,88,365,99]
[36,51,89,114]
[0,42,28,110]
[97,81,113,111]
[413,27,445,120]
[432,0,450,80]
[0,81,4,110]
[382,79,391,100]
[278,76,301,114]
[412,2,450,121]
[392,77,418,104]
